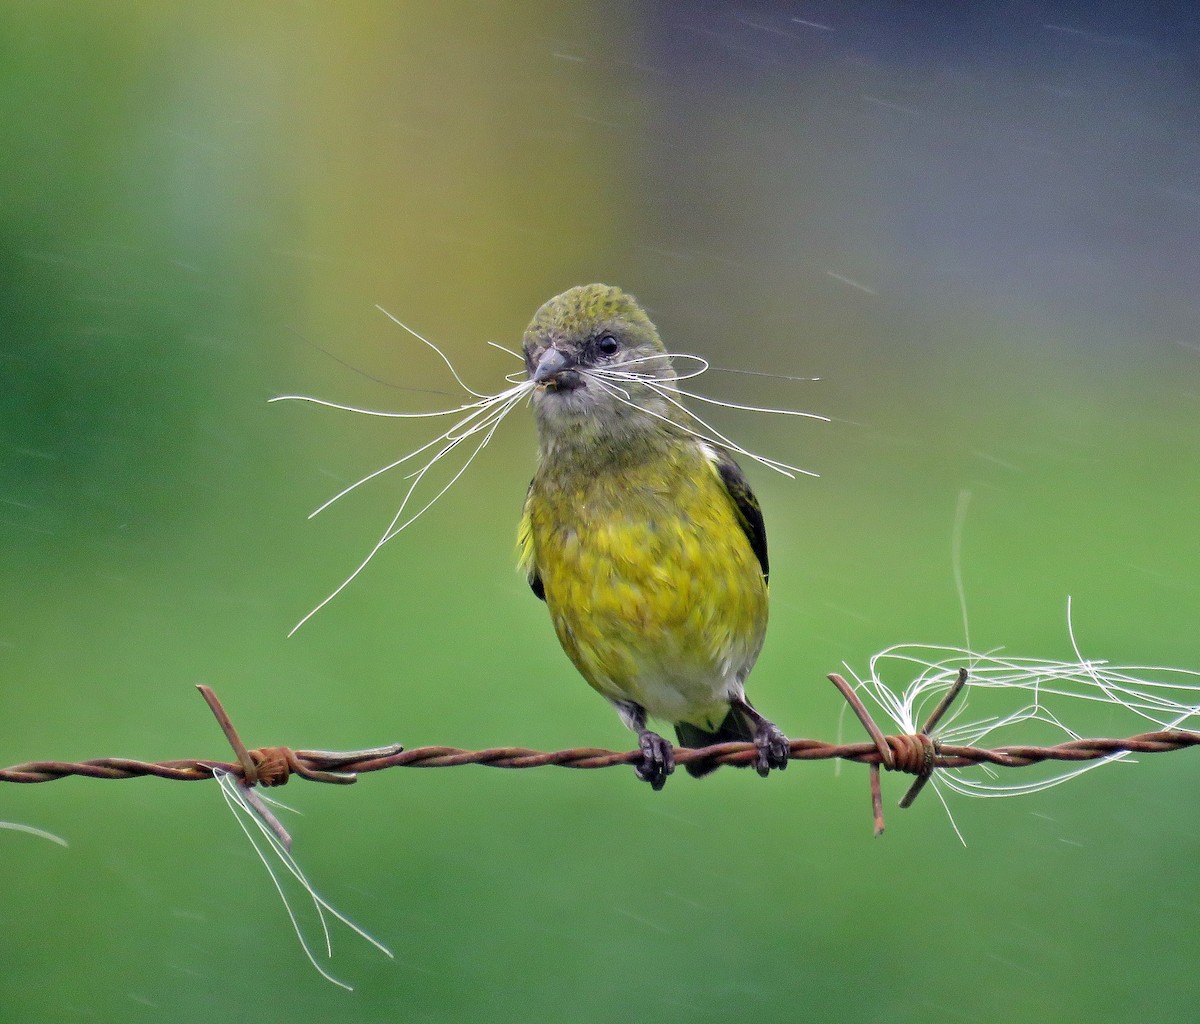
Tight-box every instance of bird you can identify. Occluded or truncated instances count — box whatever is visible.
[517,283,789,789]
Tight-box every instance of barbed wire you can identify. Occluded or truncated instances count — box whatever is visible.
[4,676,1199,837]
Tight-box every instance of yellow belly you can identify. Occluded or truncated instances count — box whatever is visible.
[525,450,767,728]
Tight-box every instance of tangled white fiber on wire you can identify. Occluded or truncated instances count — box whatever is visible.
[844,597,1200,842]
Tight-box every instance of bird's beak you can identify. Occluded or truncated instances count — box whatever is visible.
[532,346,575,385]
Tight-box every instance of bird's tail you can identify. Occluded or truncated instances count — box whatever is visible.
[675,705,757,778]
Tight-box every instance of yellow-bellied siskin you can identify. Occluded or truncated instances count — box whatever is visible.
[518,284,788,789]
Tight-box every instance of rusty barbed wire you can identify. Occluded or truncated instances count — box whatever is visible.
[7,729,1196,782]
[10,728,1199,782]
[3,676,1199,835]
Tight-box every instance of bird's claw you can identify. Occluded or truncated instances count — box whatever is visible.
[754,723,790,777]
[635,730,675,791]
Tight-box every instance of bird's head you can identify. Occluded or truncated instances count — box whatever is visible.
[522,284,680,455]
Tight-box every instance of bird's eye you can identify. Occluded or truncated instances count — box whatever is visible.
[597,334,620,357]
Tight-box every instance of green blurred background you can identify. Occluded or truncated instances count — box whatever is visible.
[2,3,1198,1020]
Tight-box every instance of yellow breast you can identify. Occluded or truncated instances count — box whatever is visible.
[521,442,767,726]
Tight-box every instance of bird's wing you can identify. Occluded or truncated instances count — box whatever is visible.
[704,444,769,585]
[518,481,546,601]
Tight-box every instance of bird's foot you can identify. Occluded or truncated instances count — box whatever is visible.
[753,721,790,777]
[635,729,675,791]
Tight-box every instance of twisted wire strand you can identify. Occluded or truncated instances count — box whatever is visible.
[4,677,1197,841]
[4,729,1197,785]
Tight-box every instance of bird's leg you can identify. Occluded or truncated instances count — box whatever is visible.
[731,697,789,777]
[613,700,675,791]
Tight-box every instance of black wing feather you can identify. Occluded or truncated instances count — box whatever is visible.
[529,568,546,601]
[713,450,769,584]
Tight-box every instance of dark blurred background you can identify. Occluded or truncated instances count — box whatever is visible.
[2,3,1198,1020]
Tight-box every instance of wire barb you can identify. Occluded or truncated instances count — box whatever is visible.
[197,684,261,785]
[829,672,893,834]
[898,667,967,810]
[829,668,971,831]
[193,687,387,851]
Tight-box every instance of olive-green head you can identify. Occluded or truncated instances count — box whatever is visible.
[522,284,680,455]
